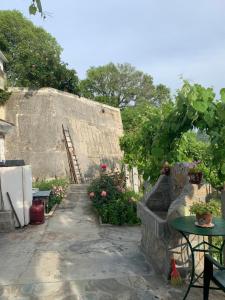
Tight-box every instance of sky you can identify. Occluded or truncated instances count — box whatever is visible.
[0,0,225,95]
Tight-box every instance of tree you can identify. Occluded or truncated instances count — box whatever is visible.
[0,11,79,94]
[80,63,171,107]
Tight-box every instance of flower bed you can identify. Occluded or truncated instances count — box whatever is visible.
[33,178,69,213]
[88,165,141,225]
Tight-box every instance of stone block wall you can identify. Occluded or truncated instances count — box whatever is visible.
[138,163,212,278]
[1,88,123,180]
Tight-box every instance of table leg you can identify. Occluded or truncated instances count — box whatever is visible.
[219,239,225,264]
[181,232,195,300]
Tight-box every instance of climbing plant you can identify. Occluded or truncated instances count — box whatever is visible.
[0,90,11,105]
[121,81,225,189]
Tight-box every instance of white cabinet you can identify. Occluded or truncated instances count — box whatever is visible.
[0,166,32,227]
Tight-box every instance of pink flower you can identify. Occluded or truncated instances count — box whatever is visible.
[89,192,95,198]
[101,190,107,197]
[100,164,107,170]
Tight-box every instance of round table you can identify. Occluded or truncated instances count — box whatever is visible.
[170,216,225,299]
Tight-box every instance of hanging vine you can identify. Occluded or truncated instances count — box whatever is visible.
[121,81,225,188]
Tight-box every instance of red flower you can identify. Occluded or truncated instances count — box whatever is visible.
[101,190,107,197]
[100,164,107,169]
[89,192,95,198]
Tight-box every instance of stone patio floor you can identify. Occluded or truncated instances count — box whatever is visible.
[0,184,224,300]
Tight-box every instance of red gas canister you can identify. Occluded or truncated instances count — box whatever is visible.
[30,199,45,225]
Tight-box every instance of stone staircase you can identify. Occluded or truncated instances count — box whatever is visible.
[58,184,89,209]
[69,184,89,194]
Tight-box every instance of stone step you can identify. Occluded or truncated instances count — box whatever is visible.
[69,190,88,194]
[69,184,89,192]
[67,192,88,196]
[70,184,89,187]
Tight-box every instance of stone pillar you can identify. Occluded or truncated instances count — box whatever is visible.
[132,167,139,193]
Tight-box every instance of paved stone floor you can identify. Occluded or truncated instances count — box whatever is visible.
[0,184,224,300]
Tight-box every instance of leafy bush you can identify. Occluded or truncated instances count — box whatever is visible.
[33,178,69,212]
[33,178,68,190]
[88,168,141,225]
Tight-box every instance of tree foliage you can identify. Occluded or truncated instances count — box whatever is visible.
[80,63,171,107]
[0,11,79,94]
[121,81,225,188]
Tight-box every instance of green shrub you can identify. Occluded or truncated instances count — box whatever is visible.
[88,169,141,225]
[33,178,69,191]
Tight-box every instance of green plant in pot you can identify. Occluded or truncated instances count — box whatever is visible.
[190,201,219,228]
[161,161,171,176]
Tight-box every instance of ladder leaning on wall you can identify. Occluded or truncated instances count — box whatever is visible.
[62,124,84,184]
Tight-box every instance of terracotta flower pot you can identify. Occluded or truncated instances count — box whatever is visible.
[196,212,213,227]
[188,172,202,184]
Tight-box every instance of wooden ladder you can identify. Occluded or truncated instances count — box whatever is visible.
[62,124,84,184]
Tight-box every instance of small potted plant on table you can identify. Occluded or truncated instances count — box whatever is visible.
[190,201,218,228]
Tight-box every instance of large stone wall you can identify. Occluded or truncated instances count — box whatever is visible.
[1,88,123,180]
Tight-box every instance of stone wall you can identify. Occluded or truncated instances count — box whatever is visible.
[1,88,123,180]
[0,69,6,90]
[138,163,212,278]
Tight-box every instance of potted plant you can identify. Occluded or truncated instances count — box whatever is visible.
[190,201,218,228]
[187,161,202,184]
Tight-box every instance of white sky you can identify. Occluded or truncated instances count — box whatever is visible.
[1,0,225,96]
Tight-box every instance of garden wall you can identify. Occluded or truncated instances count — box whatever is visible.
[0,88,123,180]
[138,163,211,278]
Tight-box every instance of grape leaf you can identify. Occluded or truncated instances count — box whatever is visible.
[220,88,225,103]
[192,100,208,113]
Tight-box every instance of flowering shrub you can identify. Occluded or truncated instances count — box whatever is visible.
[52,185,65,199]
[88,167,140,225]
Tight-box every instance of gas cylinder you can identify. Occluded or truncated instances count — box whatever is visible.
[30,199,45,225]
